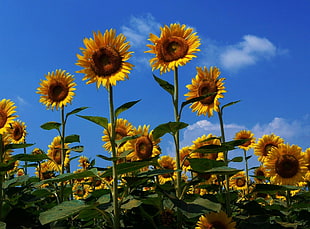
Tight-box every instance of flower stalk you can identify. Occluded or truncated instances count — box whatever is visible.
[243,149,250,195]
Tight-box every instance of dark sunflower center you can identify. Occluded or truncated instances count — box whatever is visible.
[0,110,7,128]
[161,163,174,178]
[159,36,189,62]
[275,154,299,178]
[236,177,246,187]
[135,136,153,160]
[91,46,122,76]
[263,144,276,156]
[13,125,23,141]
[209,221,226,229]
[48,82,69,102]
[198,81,218,105]
[52,146,62,164]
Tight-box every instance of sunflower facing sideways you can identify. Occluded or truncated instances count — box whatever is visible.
[195,211,236,229]
[234,130,256,151]
[145,23,201,74]
[263,143,308,186]
[0,99,17,134]
[158,155,177,184]
[47,136,70,172]
[37,69,76,110]
[76,29,134,88]
[185,66,226,117]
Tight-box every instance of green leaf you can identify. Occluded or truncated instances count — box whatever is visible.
[3,175,30,188]
[0,162,15,172]
[230,156,243,162]
[77,115,108,129]
[39,200,87,225]
[97,155,116,161]
[253,184,300,193]
[153,74,174,96]
[137,169,175,178]
[188,158,225,172]
[40,121,61,130]
[221,100,241,112]
[70,145,84,153]
[66,107,88,119]
[0,222,5,229]
[180,92,217,115]
[153,121,188,140]
[115,134,141,147]
[64,134,80,143]
[115,100,141,117]
[12,153,50,162]
[205,166,242,175]
[4,143,34,151]
[121,198,142,210]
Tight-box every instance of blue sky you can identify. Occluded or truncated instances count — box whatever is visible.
[1,0,309,171]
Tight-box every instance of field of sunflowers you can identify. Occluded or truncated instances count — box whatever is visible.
[0,23,309,229]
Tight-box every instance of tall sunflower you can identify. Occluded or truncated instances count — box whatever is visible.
[185,66,226,117]
[254,134,284,162]
[125,125,161,161]
[158,155,177,184]
[6,120,27,144]
[263,143,307,185]
[0,99,17,134]
[47,136,70,172]
[145,23,201,74]
[76,29,134,88]
[195,211,236,229]
[37,69,76,110]
[234,130,256,151]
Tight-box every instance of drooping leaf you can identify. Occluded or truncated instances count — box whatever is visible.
[77,115,108,129]
[64,134,80,143]
[40,121,61,130]
[115,100,141,117]
[12,153,50,162]
[66,107,88,119]
[153,121,188,140]
[153,74,174,96]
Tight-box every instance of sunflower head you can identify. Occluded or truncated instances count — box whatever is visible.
[78,156,90,170]
[230,171,248,191]
[254,165,267,183]
[180,146,191,171]
[6,120,27,144]
[234,130,256,151]
[158,155,176,184]
[185,66,226,117]
[263,143,308,185]
[254,134,284,162]
[47,136,70,171]
[76,29,134,88]
[145,23,201,74]
[37,69,76,110]
[190,134,221,160]
[195,211,236,229]
[0,99,18,134]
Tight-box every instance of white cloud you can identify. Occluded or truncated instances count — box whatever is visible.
[16,96,28,106]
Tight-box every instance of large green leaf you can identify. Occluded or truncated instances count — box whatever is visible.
[115,100,141,117]
[5,143,34,151]
[115,135,141,147]
[12,153,50,162]
[70,145,84,153]
[39,200,87,225]
[66,107,88,119]
[64,134,80,143]
[153,74,174,96]
[0,222,5,229]
[77,115,108,129]
[3,174,30,188]
[188,158,225,172]
[40,121,61,130]
[153,121,188,140]
[121,198,142,210]
[253,184,300,193]
[204,166,241,175]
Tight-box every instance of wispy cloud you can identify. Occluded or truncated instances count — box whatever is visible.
[15,96,28,107]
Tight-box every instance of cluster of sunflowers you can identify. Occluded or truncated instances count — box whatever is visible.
[0,23,309,229]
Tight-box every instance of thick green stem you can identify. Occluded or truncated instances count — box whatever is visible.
[61,106,66,175]
[108,85,120,229]
[243,149,250,195]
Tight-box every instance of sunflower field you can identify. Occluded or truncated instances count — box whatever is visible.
[0,23,309,229]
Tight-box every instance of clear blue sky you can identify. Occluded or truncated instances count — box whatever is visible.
[1,0,309,171]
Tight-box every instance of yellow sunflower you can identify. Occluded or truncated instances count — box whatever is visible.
[158,155,177,184]
[6,120,27,144]
[254,165,268,184]
[254,134,284,162]
[234,130,256,151]
[180,146,191,171]
[230,171,247,191]
[195,211,236,229]
[145,23,200,74]
[125,125,161,161]
[35,161,56,180]
[185,66,226,117]
[303,148,310,181]
[72,182,92,200]
[263,143,308,185]
[76,29,134,88]
[78,156,90,170]
[37,69,76,110]
[47,136,70,171]
[0,99,18,134]
[102,118,134,154]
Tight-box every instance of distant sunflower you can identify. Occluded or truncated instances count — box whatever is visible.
[37,69,76,110]
[47,136,70,171]
[72,182,92,200]
[263,143,307,185]
[185,66,226,117]
[234,130,256,151]
[78,156,90,170]
[76,29,134,88]
[0,99,17,134]
[190,134,222,161]
[195,211,236,229]
[254,134,284,162]
[145,23,201,74]
[254,165,268,184]
[158,155,176,184]
[125,125,161,161]
[7,120,27,144]
[230,171,247,191]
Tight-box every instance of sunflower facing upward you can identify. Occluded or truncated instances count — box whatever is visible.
[195,211,236,229]
[37,69,76,110]
[185,66,226,117]
[0,99,17,134]
[145,23,201,74]
[76,29,134,88]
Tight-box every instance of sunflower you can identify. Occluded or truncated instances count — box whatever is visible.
[180,146,191,171]
[254,165,268,184]
[185,66,226,117]
[6,120,27,144]
[234,130,256,151]
[145,23,200,74]
[125,125,161,161]
[195,211,236,229]
[76,29,134,88]
[254,134,284,162]
[47,136,70,171]
[35,161,56,180]
[0,99,17,134]
[230,171,247,191]
[72,182,92,200]
[78,156,90,170]
[37,69,76,110]
[158,155,177,184]
[263,143,308,185]
[102,118,134,154]
[190,134,222,161]
[303,148,310,181]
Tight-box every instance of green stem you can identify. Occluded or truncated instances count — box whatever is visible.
[217,109,232,216]
[243,149,250,195]
[0,134,3,220]
[61,106,66,175]
[23,140,28,175]
[108,85,120,229]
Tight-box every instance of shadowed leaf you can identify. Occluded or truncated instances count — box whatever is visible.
[115,100,141,117]
[153,74,174,96]
[153,122,188,140]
